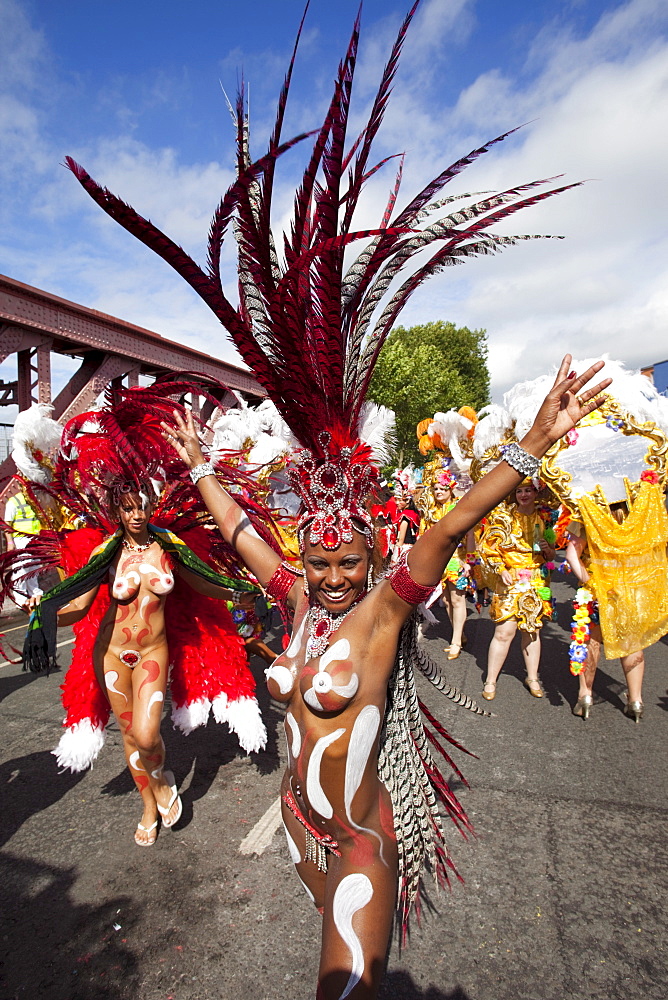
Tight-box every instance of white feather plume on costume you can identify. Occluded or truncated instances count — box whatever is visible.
[212,399,298,462]
[473,405,514,458]
[248,431,292,467]
[357,403,395,466]
[428,410,473,473]
[503,356,668,440]
[52,718,106,772]
[11,403,62,484]
[479,357,668,503]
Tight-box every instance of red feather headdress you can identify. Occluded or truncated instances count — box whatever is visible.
[64,1,579,549]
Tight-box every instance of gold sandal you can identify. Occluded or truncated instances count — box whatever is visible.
[482,682,496,701]
[524,677,544,698]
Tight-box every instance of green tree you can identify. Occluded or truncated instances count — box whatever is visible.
[367,321,490,467]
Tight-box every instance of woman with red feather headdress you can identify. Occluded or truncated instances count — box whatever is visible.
[61,2,612,994]
[4,377,276,847]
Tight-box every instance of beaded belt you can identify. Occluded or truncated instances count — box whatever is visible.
[282,788,341,872]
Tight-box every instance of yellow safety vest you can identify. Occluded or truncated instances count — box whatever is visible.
[5,492,42,535]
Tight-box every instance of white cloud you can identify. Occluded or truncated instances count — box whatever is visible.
[377,0,668,397]
[1,0,667,409]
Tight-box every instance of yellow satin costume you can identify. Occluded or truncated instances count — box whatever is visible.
[571,483,668,658]
[479,504,552,633]
[419,500,467,589]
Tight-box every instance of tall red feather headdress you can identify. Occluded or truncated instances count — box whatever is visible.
[64,1,579,546]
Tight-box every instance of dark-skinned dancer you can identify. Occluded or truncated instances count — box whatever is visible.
[162,356,610,999]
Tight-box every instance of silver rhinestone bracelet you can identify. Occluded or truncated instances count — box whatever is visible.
[189,461,216,484]
[501,442,540,478]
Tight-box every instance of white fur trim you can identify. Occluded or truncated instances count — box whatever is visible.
[213,694,267,753]
[171,697,211,735]
[52,718,106,772]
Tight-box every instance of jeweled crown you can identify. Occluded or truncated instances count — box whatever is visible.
[289,432,376,551]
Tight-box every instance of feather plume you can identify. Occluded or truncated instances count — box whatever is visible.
[66,4,580,475]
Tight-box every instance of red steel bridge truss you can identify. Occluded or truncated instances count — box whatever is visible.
[0,273,265,499]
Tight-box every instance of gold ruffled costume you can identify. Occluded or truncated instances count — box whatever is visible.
[577,483,668,658]
[479,504,552,633]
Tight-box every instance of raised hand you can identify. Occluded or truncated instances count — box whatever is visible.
[160,409,206,470]
[526,355,612,452]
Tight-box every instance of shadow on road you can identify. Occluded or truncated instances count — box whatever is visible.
[0,666,45,705]
[98,644,285,831]
[0,749,86,849]
[0,851,139,999]
[380,970,472,999]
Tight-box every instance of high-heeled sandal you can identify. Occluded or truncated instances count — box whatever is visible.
[624,699,643,723]
[572,694,593,720]
[523,677,544,698]
[446,643,461,660]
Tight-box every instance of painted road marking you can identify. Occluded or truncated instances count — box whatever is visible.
[238,796,282,856]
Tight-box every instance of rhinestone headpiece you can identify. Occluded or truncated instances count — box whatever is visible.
[289,432,376,551]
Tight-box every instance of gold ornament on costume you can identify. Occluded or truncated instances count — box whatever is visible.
[541,397,668,514]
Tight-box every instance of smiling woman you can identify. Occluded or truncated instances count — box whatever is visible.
[64,1,612,993]
[0,380,273,849]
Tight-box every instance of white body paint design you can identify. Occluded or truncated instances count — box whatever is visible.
[265,663,295,695]
[150,766,164,779]
[304,637,359,711]
[104,670,127,703]
[320,638,350,670]
[138,562,174,594]
[343,705,385,863]
[112,569,140,599]
[332,873,374,1000]
[146,690,164,720]
[284,712,301,760]
[139,595,151,621]
[286,611,308,658]
[283,821,301,864]
[129,751,145,772]
[306,728,346,819]
[344,706,380,816]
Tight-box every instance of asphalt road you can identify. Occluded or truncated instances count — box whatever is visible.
[1,576,666,1000]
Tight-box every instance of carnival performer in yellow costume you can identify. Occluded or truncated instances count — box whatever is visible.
[565,479,668,721]
[419,467,472,659]
[478,481,555,699]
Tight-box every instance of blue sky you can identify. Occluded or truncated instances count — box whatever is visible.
[1,0,667,405]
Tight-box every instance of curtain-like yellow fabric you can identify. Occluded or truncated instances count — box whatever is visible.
[580,483,668,658]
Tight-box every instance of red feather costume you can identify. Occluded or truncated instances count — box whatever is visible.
[2,379,279,771]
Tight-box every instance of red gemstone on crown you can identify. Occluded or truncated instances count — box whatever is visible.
[322,527,338,548]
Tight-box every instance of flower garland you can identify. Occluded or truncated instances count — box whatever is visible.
[569,586,594,674]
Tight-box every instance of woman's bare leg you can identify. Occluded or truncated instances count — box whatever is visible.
[578,624,601,699]
[485,619,517,690]
[130,647,180,826]
[316,836,398,999]
[520,629,541,684]
[621,649,644,703]
[447,583,467,648]
[281,797,327,912]
[97,654,160,844]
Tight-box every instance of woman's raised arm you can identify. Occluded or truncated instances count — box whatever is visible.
[406,356,611,586]
[162,410,287,590]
